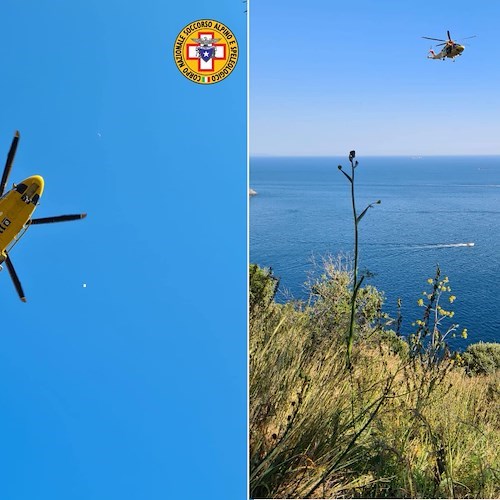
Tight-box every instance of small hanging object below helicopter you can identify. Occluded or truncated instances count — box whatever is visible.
[0,131,86,302]
[422,30,476,61]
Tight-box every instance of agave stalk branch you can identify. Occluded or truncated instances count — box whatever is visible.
[339,152,380,370]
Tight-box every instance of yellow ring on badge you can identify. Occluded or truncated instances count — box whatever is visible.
[173,19,239,85]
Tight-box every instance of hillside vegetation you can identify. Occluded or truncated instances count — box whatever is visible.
[249,262,500,498]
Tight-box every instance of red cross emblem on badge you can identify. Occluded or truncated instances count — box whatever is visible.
[186,31,227,71]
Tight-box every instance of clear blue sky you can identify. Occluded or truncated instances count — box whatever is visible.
[251,0,500,155]
[0,2,246,499]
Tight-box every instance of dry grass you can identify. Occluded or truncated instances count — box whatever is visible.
[249,266,500,499]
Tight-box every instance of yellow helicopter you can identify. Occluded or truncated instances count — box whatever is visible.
[422,30,476,61]
[0,131,86,302]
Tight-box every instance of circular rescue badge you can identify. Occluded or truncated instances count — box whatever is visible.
[173,19,239,85]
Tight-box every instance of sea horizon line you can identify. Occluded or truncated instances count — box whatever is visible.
[250,153,500,158]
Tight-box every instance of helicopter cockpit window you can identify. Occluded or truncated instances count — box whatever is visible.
[31,194,40,205]
[15,183,28,194]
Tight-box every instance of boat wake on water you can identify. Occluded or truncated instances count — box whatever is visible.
[367,242,475,251]
[411,242,475,249]
[366,242,476,259]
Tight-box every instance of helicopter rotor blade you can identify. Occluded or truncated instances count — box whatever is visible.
[29,213,87,225]
[0,131,20,197]
[5,254,27,302]
[422,36,447,42]
[447,30,451,41]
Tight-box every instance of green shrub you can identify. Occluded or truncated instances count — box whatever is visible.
[249,263,279,315]
[462,342,500,375]
[377,329,410,358]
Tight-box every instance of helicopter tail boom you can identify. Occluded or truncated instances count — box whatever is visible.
[427,49,443,60]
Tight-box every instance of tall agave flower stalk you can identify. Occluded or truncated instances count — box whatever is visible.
[338,151,380,370]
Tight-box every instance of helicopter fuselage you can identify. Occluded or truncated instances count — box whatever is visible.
[428,43,465,60]
[0,130,86,302]
[0,175,44,263]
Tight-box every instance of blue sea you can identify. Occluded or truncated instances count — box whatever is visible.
[250,156,500,351]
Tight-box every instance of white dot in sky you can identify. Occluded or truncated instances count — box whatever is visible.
[82,283,87,288]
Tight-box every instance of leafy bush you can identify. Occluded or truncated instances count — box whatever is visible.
[462,342,500,375]
[377,328,409,358]
[249,263,279,315]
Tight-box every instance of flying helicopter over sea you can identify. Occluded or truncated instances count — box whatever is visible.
[0,131,86,302]
[422,30,476,61]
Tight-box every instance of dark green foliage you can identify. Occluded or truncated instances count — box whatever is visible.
[377,329,410,358]
[249,263,279,315]
[462,342,500,375]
